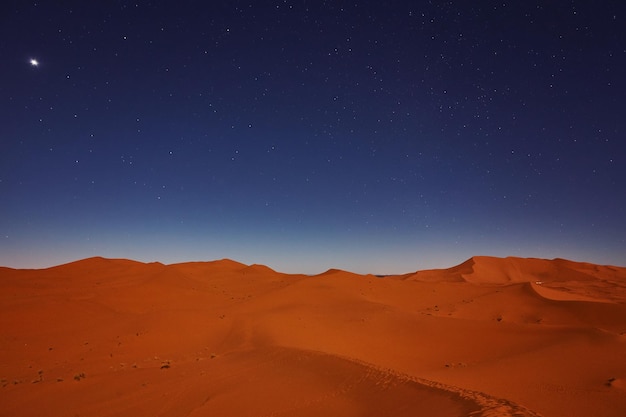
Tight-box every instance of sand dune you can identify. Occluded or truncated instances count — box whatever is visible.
[1,256,625,417]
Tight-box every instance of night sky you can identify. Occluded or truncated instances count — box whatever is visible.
[2,1,625,274]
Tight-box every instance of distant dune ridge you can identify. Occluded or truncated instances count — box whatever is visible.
[1,256,625,417]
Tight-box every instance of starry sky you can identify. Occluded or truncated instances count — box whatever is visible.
[1,1,625,274]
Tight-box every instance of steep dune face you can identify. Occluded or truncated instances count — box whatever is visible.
[412,256,626,303]
[1,256,625,417]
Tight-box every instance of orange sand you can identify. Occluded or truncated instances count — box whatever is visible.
[1,256,625,416]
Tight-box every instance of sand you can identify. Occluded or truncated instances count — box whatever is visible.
[1,255,625,417]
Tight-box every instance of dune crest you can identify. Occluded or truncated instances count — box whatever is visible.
[410,256,626,304]
[1,255,626,417]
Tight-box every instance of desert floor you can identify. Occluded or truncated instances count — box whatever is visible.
[1,256,625,417]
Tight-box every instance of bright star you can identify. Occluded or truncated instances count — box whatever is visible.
[29,58,39,67]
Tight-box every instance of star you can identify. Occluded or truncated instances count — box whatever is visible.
[29,58,39,67]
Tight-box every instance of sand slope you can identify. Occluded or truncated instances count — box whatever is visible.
[1,256,625,417]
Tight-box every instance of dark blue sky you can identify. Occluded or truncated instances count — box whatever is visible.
[2,1,625,273]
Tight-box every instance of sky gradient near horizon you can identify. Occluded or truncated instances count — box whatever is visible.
[2,1,625,274]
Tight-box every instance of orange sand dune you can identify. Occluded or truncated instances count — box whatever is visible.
[1,256,625,417]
